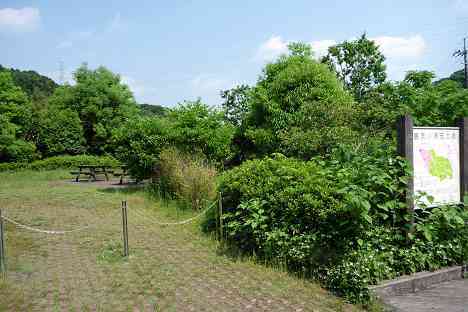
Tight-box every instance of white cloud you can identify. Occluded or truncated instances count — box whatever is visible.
[455,0,468,10]
[56,40,73,49]
[254,35,289,62]
[255,34,428,80]
[190,74,231,92]
[256,36,336,62]
[55,30,94,50]
[189,73,240,105]
[108,12,123,32]
[0,7,40,32]
[371,35,427,59]
[310,39,336,58]
[122,75,156,100]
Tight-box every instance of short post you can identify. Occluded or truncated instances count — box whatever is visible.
[218,192,223,241]
[121,201,129,257]
[0,209,6,278]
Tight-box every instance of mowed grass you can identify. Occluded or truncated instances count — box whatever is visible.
[0,169,367,311]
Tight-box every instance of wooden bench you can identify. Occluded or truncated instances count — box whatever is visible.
[71,165,112,182]
[112,166,129,184]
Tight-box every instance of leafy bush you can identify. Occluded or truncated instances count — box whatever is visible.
[112,101,234,180]
[0,71,36,163]
[154,147,217,210]
[217,153,383,260]
[112,117,170,180]
[360,71,468,137]
[0,155,119,171]
[37,107,85,156]
[234,43,358,160]
[167,100,235,163]
[212,147,468,302]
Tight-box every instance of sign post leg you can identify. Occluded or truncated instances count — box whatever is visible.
[458,118,468,204]
[397,114,414,232]
[0,209,6,278]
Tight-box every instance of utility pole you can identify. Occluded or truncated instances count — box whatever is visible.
[464,38,467,89]
[454,38,468,89]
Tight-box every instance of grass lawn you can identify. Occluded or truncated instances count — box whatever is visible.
[0,169,368,311]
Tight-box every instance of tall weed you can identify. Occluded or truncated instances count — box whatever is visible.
[156,147,217,210]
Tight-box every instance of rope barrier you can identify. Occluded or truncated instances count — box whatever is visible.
[0,215,92,235]
[130,201,217,226]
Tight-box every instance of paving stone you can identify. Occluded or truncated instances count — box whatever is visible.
[384,279,468,312]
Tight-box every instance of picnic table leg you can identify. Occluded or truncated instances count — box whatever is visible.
[76,168,81,182]
[104,167,109,181]
[91,168,97,182]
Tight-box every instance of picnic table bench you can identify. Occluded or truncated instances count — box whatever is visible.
[112,165,130,184]
[71,165,113,182]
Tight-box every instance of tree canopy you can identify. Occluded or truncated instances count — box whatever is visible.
[48,64,139,154]
[234,42,357,161]
[0,71,36,162]
[322,33,387,100]
[0,64,58,105]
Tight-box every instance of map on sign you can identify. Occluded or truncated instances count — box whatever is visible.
[413,127,460,208]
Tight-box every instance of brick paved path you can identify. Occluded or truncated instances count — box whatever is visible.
[384,279,468,312]
[1,174,359,312]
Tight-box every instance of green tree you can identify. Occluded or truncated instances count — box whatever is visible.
[360,70,468,136]
[322,33,387,100]
[37,107,85,156]
[404,70,434,89]
[0,64,58,100]
[238,42,358,160]
[48,64,139,154]
[139,103,168,117]
[220,84,251,127]
[434,69,464,87]
[112,117,170,179]
[167,99,235,162]
[0,72,36,162]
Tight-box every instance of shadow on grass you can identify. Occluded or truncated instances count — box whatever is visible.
[97,184,147,195]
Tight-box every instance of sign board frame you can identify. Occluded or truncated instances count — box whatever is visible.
[397,115,468,221]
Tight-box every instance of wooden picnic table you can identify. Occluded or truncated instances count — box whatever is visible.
[72,165,113,182]
[112,165,129,184]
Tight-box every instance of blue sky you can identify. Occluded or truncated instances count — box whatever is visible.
[0,1,467,106]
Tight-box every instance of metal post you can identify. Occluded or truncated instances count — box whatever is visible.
[121,201,129,257]
[218,192,223,241]
[0,209,6,277]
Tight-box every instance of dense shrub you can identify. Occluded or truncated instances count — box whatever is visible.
[153,147,217,210]
[112,101,234,180]
[0,71,36,163]
[112,117,170,180]
[167,100,235,163]
[321,204,468,302]
[212,148,468,302]
[234,43,358,161]
[360,71,468,137]
[37,107,85,156]
[0,155,119,171]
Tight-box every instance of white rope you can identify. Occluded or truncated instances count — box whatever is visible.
[130,201,217,226]
[1,215,92,235]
